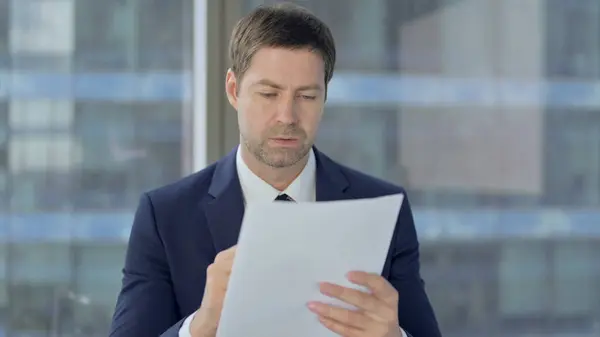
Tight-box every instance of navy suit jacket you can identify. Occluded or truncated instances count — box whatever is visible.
[109,148,441,337]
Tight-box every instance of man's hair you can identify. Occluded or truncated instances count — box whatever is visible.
[229,2,336,86]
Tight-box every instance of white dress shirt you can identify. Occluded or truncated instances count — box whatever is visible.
[179,147,406,337]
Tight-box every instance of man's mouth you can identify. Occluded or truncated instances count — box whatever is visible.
[269,137,300,146]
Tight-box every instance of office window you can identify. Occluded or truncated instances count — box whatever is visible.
[70,243,126,335]
[9,283,55,332]
[0,243,8,304]
[7,100,78,212]
[74,102,183,210]
[9,171,73,211]
[318,107,392,180]
[419,244,498,331]
[74,244,126,307]
[1,0,194,334]
[0,0,9,68]
[10,243,72,284]
[9,0,73,71]
[553,241,599,316]
[9,134,79,172]
[9,0,74,54]
[546,0,600,79]
[0,102,7,174]
[8,282,80,334]
[0,156,7,211]
[544,110,600,206]
[499,242,550,316]
[74,0,137,71]
[138,0,193,70]
[9,100,74,131]
[0,244,6,331]
[8,243,72,332]
[73,103,139,210]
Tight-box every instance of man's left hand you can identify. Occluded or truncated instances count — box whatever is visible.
[307,271,402,337]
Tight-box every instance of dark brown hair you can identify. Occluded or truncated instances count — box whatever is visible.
[229,2,336,87]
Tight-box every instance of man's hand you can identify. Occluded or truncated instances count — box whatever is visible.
[190,245,237,337]
[308,271,402,337]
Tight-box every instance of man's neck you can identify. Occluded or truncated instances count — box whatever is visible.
[240,146,309,191]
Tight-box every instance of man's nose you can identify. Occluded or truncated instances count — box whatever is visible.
[275,95,298,124]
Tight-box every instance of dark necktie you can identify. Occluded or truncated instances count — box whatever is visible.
[274,193,295,202]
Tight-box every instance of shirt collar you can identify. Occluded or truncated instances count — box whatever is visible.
[236,146,316,203]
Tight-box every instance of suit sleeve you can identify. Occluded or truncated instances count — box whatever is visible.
[389,194,442,337]
[109,193,183,337]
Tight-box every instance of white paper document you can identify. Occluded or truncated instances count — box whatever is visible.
[216,194,405,337]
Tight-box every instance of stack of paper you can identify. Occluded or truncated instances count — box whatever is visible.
[216,194,404,337]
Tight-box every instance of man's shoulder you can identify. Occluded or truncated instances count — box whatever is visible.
[325,155,406,199]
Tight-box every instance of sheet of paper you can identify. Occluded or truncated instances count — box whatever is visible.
[216,194,404,337]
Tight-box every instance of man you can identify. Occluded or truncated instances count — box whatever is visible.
[109,3,441,337]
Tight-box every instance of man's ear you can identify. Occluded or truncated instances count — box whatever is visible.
[225,69,238,110]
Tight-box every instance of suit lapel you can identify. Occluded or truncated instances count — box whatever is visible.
[204,149,245,252]
[204,147,352,252]
[314,148,351,202]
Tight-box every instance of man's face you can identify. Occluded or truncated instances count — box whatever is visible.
[226,47,326,168]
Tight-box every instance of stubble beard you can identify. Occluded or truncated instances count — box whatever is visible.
[242,135,311,168]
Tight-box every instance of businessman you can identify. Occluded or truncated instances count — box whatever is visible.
[109,3,441,337]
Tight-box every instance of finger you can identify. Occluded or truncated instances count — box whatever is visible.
[205,264,230,291]
[347,271,398,305]
[317,315,362,337]
[319,282,395,322]
[214,245,237,263]
[207,262,234,277]
[307,302,370,330]
[319,282,379,312]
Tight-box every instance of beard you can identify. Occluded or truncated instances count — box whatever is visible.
[242,124,312,168]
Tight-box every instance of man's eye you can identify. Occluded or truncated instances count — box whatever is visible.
[259,92,277,98]
[301,95,317,100]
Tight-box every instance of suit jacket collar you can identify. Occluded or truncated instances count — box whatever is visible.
[205,146,350,251]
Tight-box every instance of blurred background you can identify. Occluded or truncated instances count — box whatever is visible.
[0,0,599,336]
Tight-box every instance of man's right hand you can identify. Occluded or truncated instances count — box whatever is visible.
[189,245,237,337]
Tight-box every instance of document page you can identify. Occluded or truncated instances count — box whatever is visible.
[216,194,404,337]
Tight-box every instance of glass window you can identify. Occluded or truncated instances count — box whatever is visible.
[73,244,126,307]
[9,100,74,131]
[0,0,9,68]
[8,244,72,333]
[544,110,600,206]
[0,103,8,202]
[546,0,600,79]
[553,241,598,315]
[8,283,56,333]
[138,0,193,70]
[73,0,137,71]
[73,102,183,210]
[0,243,8,305]
[318,107,393,180]
[419,243,498,331]
[9,134,78,172]
[9,0,73,71]
[9,171,74,211]
[498,242,549,316]
[70,243,126,336]
[3,0,194,334]
[8,244,70,334]
[10,243,72,284]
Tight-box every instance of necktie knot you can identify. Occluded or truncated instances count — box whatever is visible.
[274,193,295,202]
